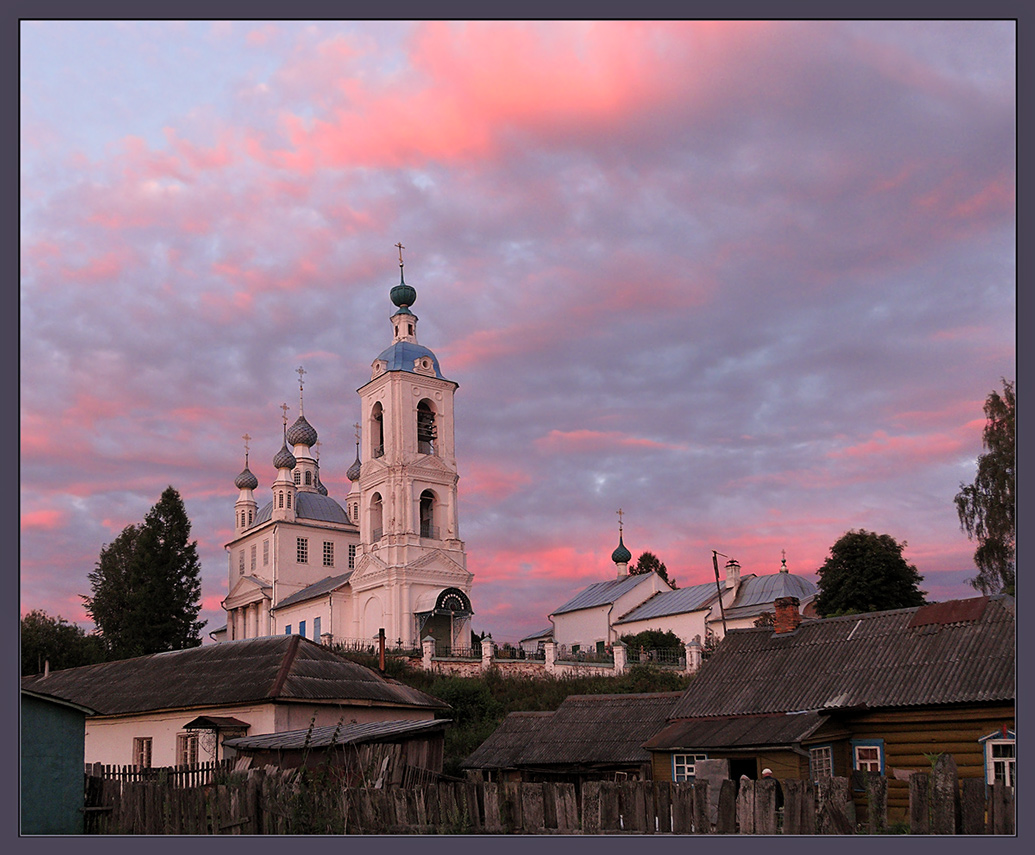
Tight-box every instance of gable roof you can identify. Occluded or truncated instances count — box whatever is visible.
[551,573,659,616]
[614,581,719,624]
[224,718,450,751]
[644,711,828,753]
[668,595,1014,720]
[721,571,817,621]
[275,572,354,609]
[20,635,447,716]
[462,692,682,770]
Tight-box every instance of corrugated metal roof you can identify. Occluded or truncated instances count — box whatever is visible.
[462,692,682,770]
[614,582,718,623]
[21,635,448,716]
[251,492,355,528]
[551,574,656,616]
[519,627,554,642]
[224,718,450,751]
[668,595,1014,720]
[728,572,816,609]
[275,572,354,609]
[644,711,827,751]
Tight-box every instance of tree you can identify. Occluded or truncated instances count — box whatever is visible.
[813,529,926,617]
[20,609,104,676]
[618,628,684,651]
[83,486,206,659]
[630,551,677,587]
[955,379,1015,596]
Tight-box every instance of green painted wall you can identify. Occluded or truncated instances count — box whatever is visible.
[21,694,87,835]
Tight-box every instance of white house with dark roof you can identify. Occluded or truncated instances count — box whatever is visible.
[217,256,474,650]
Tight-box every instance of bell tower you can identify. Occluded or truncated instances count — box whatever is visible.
[350,246,472,647]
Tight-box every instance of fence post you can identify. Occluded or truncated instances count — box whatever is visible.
[865,774,887,834]
[421,636,435,670]
[930,753,959,834]
[613,641,627,675]
[544,641,557,675]
[481,639,495,671]
[685,637,702,674]
[908,771,930,834]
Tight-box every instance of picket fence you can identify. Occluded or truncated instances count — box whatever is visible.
[83,765,1014,835]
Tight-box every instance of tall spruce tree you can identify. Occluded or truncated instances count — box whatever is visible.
[83,486,205,658]
[955,379,1015,596]
[813,529,926,617]
[630,551,677,587]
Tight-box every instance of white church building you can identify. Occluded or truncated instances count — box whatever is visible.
[214,256,474,651]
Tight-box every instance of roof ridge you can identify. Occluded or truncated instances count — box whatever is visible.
[268,635,302,697]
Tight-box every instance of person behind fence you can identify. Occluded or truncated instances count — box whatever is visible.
[762,768,784,810]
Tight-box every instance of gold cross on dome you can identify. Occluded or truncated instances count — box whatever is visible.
[617,508,624,532]
[280,402,289,425]
[396,242,405,267]
[353,421,361,441]
[242,433,251,453]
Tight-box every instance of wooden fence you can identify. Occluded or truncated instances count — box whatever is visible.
[86,760,233,789]
[83,765,1014,835]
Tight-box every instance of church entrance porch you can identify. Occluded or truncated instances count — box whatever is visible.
[414,588,474,655]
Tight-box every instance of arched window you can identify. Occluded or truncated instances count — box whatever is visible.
[294,470,301,485]
[420,490,437,539]
[371,403,385,458]
[305,471,312,486]
[371,493,383,541]
[248,510,253,524]
[417,399,436,455]
[286,491,292,509]
[278,491,284,509]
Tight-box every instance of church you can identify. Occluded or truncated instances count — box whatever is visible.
[214,253,475,651]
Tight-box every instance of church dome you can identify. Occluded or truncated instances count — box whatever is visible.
[375,341,445,378]
[286,414,318,447]
[611,535,632,565]
[234,466,259,490]
[273,443,296,470]
[391,279,417,310]
[346,453,362,482]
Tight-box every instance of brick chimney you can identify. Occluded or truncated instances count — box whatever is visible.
[773,596,801,634]
[724,559,741,589]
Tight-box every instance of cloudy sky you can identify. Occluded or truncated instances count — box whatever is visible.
[20,20,1015,643]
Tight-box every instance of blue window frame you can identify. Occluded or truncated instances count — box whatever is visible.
[284,625,292,635]
[979,728,1015,787]
[299,620,306,639]
[850,739,884,789]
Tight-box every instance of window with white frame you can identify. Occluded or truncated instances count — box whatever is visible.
[982,732,1016,786]
[238,550,245,574]
[297,537,308,564]
[133,736,153,768]
[852,740,884,774]
[177,733,199,767]
[348,544,356,569]
[263,539,269,565]
[673,753,708,782]
[250,544,256,571]
[809,745,833,780]
[294,470,301,485]
[323,541,334,567]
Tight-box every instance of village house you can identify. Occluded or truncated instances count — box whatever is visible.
[643,594,1015,823]
[20,634,448,770]
[462,692,683,785]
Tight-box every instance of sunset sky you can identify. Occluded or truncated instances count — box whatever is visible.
[20,20,1015,643]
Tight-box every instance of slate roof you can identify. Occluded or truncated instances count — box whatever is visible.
[551,573,658,616]
[644,711,827,752]
[614,581,718,624]
[668,595,1014,720]
[251,491,354,528]
[224,718,450,751]
[275,572,354,609]
[20,635,448,716]
[462,692,682,770]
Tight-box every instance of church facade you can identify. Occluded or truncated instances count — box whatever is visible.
[216,259,474,651]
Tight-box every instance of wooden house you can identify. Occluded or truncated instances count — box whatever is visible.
[20,634,448,770]
[644,594,1015,823]
[462,692,682,785]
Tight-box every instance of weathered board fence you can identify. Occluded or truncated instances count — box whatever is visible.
[83,765,1014,835]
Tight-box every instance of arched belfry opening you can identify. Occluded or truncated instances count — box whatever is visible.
[419,489,437,539]
[414,587,473,653]
[371,402,385,458]
[417,399,436,455]
[371,492,383,541]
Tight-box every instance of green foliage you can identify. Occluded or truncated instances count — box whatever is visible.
[814,529,926,617]
[955,379,1015,596]
[618,628,683,651]
[83,486,206,659]
[20,609,105,676]
[630,551,676,587]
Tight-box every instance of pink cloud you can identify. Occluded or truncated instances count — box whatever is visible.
[536,429,681,453]
[459,463,532,502]
[21,509,66,531]
[827,429,961,464]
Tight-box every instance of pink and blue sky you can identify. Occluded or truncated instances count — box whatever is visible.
[20,21,1015,643]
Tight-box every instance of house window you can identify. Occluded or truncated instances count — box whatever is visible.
[297,537,308,564]
[263,539,269,565]
[981,731,1016,786]
[299,620,306,639]
[809,745,834,780]
[177,733,199,767]
[285,625,292,635]
[323,541,334,567]
[851,740,884,774]
[314,616,321,641]
[250,544,257,571]
[348,544,356,569]
[133,737,153,769]
[673,753,708,783]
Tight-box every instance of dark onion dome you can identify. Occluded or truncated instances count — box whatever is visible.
[390,275,417,310]
[286,414,318,447]
[346,453,362,482]
[234,466,259,490]
[611,534,632,565]
[273,442,297,470]
[317,478,328,496]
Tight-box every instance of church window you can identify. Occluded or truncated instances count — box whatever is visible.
[323,541,334,567]
[420,490,437,538]
[133,737,153,769]
[250,544,256,571]
[177,733,199,767]
[297,537,308,564]
[417,400,436,455]
[263,539,269,565]
[299,620,307,639]
[305,471,312,486]
[278,492,284,509]
[248,510,253,524]
[348,544,356,569]
[294,470,301,485]
[239,511,245,527]
[314,616,321,641]
[408,323,414,336]
[371,493,383,541]
[285,625,292,635]
[286,491,292,509]
[371,403,385,458]
[238,551,245,575]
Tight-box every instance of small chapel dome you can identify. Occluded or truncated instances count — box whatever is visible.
[611,535,632,565]
[391,280,417,310]
[347,453,362,482]
[234,466,259,490]
[286,414,318,447]
[273,443,297,470]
